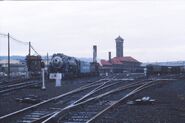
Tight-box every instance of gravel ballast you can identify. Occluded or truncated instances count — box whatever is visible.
[97,80,185,123]
[0,76,100,116]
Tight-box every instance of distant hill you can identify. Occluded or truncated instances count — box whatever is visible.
[0,56,100,63]
[142,61,185,67]
[0,56,25,60]
[78,57,93,62]
[78,57,101,63]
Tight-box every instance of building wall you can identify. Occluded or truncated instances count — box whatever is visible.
[115,37,124,57]
[101,62,141,73]
[116,41,123,57]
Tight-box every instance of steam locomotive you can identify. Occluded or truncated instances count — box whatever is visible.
[48,53,99,79]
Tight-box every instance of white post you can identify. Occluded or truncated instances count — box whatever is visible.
[55,73,62,87]
[144,68,147,77]
[42,68,46,90]
[106,72,108,76]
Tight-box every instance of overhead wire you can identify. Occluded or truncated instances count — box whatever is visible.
[0,32,40,56]
[9,35,29,45]
[30,45,40,56]
[0,33,8,37]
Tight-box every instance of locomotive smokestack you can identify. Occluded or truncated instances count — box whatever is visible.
[108,52,111,62]
[93,45,97,63]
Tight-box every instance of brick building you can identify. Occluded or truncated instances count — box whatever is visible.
[100,56,141,73]
[100,36,142,73]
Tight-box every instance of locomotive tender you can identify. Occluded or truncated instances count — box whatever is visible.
[48,53,99,79]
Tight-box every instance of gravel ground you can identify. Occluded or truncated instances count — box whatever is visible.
[97,79,185,123]
[0,76,101,117]
[2,74,183,123]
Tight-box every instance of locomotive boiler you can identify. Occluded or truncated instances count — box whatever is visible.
[48,53,99,79]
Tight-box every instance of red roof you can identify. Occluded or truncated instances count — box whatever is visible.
[100,60,112,66]
[100,56,140,66]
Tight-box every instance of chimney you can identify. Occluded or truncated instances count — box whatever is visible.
[108,52,111,62]
[93,45,97,62]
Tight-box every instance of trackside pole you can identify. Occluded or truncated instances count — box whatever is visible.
[41,61,46,90]
[144,68,147,77]
[42,68,46,89]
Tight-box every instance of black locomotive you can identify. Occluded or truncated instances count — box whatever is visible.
[48,53,99,79]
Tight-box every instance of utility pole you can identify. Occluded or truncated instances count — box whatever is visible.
[8,33,10,80]
[29,42,31,56]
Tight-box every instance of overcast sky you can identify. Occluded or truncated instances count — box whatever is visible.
[0,1,185,62]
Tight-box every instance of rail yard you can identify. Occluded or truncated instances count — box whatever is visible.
[0,31,185,123]
[0,37,185,123]
[1,1,185,122]
[0,73,185,123]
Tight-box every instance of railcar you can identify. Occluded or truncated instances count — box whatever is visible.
[146,64,184,76]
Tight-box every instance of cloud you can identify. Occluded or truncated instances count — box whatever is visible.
[0,1,185,62]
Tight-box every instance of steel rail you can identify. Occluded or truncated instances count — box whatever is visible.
[0,74,137,122]
[18,75,127,123]
[0,81,38,90]
[0,81,41,94]
[42,80,150,123]
[86,80,161,123]
[0,78,109,121]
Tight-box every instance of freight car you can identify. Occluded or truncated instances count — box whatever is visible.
[48,53,99,79]
[146,64,185,76]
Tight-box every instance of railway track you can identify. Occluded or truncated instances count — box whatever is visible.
[0,77,34,89]
[0,80,41,94]
[0,73,150,123]
[43,81,156,123]
[86,81,159,123]
[0,74,118,123]
[0,73,182,122]
[0,77,30,85]
[0,73,141,123]
[42,79,165,123]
